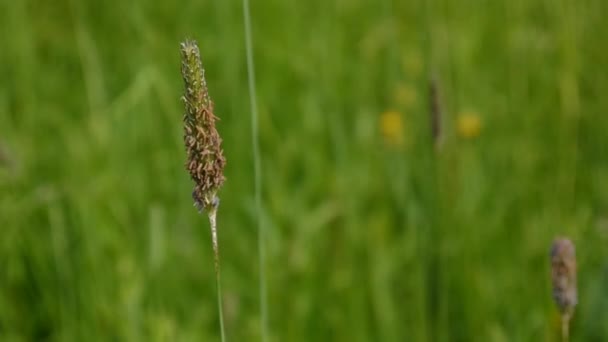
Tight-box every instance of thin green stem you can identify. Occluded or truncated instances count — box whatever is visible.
[241,0,267,341]
[208,207,226,342]
[561,313,570,342]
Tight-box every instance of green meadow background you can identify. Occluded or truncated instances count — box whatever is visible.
[1,0,607,340]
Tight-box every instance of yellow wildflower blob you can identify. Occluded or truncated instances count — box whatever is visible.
[380,110,405,147]
[393,83,418,109]
[457,110,482,139]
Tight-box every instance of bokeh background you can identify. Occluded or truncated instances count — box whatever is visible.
[1,0,607,341]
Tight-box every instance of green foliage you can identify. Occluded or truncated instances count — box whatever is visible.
[1,0,607,340]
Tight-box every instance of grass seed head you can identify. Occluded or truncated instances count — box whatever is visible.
[550,237,577,317]
[180,39,226,212]
[428,76,442,148]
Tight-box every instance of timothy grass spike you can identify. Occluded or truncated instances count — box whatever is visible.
[428,75,443,150]
[180,39,226,213]
[550,237,577,342]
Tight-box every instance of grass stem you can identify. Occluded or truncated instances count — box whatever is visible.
[208,207,226,342]
[561,313,570,342]
[241,0,267,341]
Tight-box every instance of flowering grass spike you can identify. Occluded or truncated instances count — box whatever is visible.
[550,237,577,341]
[180,39,226,213]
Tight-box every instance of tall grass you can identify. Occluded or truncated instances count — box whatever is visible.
[180,38,227,341]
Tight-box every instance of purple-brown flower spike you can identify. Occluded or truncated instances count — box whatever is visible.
[551,237,577,341]
[180,39,226,212]
[551,237,578,316]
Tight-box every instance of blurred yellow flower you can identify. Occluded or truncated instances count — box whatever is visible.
[457,110,482,139]
[393,83,418,108]
[380,110,405,147]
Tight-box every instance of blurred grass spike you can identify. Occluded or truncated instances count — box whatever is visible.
[550,237,577,342]
[428,76,442,149]
[180,38,227,342]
